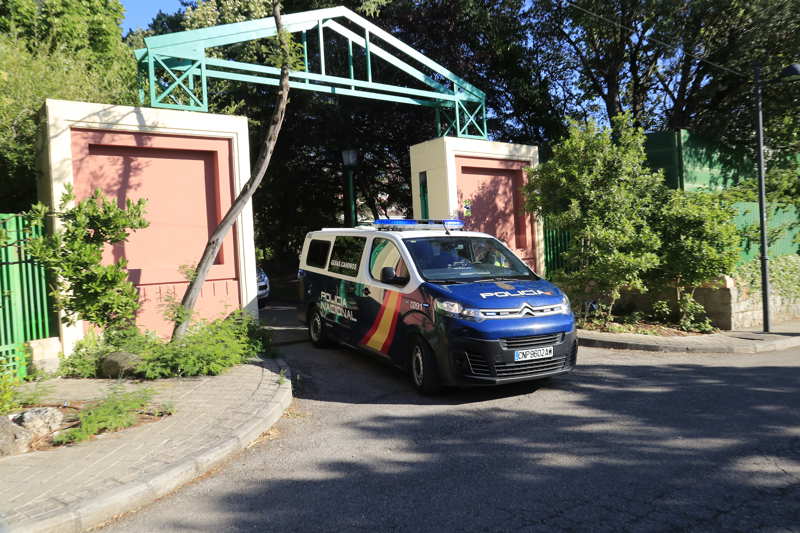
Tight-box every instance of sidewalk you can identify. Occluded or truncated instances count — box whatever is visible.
[0,358,292,533]
[578,319,800,353]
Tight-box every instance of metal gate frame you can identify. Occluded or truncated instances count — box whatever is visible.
[1,214,53,378]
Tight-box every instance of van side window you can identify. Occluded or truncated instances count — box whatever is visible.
[370,238,409,284]
[328,236,366,277]
[306,239,331,268]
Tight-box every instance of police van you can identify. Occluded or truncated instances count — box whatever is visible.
[298,219,577,393]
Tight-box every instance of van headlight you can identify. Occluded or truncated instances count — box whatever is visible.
[434,299,483,321]
[560,295,571,314]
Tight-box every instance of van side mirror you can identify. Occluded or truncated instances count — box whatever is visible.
[381,266,397,284]
[380,266,408,286]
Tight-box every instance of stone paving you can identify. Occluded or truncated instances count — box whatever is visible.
[0,358,291,533]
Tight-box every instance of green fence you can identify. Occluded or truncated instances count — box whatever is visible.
[1,214,54,378]
[542,203,799,276]
[733,202,799,264]
[543,218,570,275]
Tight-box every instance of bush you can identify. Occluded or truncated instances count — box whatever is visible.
[25,185,149,330]
[0,370,20,415]
[58,311,269,380]
[137,311,265,379]
[524,114,662,317]
[58,330,109,378]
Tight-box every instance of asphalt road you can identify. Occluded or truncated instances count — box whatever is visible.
[103,339,800,532]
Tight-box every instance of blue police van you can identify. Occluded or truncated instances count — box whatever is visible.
[298,219,577,393]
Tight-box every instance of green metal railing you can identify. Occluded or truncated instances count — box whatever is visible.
[134,6,488,139]
[543,218,570,275]
[1,214,53,378]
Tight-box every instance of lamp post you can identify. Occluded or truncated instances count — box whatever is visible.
[341,149,358,227]
[753,62,800,333]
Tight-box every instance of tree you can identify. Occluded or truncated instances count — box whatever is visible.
[0,0,137,213]
[648,188,740,324]
[523,114,662,317]
[528,0,800,162]
[171,1,295,339]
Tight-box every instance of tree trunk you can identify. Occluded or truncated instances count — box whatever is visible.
[171,2,291,340]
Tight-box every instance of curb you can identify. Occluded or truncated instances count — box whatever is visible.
[10,359,293,533]
[578,332,800,354]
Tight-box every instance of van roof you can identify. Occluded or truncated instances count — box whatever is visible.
[308,227,494,239]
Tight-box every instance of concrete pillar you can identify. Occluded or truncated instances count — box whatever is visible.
[409,137,543,273]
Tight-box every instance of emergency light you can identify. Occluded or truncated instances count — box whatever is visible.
[373,219,465,231]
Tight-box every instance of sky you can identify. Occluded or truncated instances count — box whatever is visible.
[120,0,185,34]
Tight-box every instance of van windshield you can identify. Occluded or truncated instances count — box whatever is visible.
[403,236,538,283]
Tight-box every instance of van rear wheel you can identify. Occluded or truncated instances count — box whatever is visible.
[409,337,441,394]
[308,306,332,348]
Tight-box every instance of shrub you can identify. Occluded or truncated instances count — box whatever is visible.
[524,114,662,318]
[648,188,740,325]
[0,370,20,415]
[58,311,269,380]
[24,185,148,330]
[137,311,264,379]
[58,330,109,378]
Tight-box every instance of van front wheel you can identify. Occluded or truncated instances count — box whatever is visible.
[309,307,332,348]
[409,337,441,394]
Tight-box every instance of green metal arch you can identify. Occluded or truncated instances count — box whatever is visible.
[135,6,487,139]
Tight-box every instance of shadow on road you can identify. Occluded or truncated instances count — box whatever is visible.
[175,349,800,531]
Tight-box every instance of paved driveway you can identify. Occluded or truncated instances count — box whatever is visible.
[104,341,800,532]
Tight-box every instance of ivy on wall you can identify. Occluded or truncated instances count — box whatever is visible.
[733,254,800,301]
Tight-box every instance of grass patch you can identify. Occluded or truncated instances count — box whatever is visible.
[53,386,153,445]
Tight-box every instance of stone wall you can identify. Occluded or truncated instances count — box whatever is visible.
[616,276,800,330]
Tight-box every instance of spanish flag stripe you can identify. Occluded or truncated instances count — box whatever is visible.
[361,294,388,345]
[379,304,401,353]
[363,291,402,352]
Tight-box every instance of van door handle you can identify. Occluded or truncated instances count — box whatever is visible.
[363,287,371,296]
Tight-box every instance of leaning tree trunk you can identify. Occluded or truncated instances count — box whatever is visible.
[171,2,291,340]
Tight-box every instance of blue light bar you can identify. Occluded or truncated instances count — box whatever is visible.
[374,219,413,225]
[373,219,465,231]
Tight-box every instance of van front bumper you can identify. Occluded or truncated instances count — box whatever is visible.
[438,330,578,386]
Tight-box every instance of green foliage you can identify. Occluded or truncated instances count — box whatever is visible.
[677,294,715,333]
[58,330,108,378]
[525,114,662,315]
[648,189,740,295]
[0,371,20,415]
[734,254,800,301]
[0,15,136,212]
[24,185,149,330]
[651,300,672,323]
[53,385,152,445]
[358,0,394,17]
[137,311,265,379]
[58,312,269,380]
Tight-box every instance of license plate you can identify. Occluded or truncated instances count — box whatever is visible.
[514,346,554,361]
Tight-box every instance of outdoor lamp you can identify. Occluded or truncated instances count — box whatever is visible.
[341,149,359,226]
[341,149,359,169]
[752,61,800,332]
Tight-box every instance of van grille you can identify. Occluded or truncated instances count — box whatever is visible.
[462,351,568,379]
[500,333,562,350]
[494,355,567,377]
[464,352,492,377]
